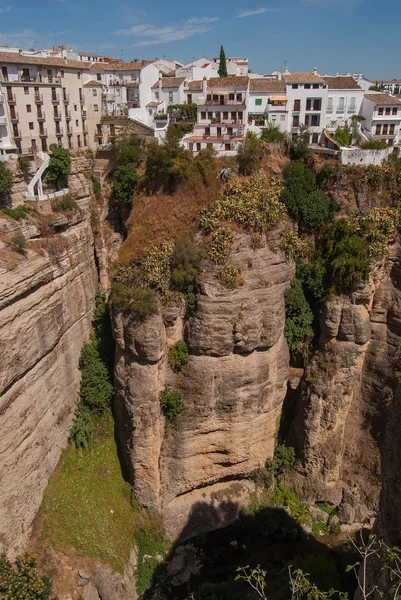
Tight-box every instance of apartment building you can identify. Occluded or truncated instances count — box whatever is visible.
[0,82,16,159]
[369,79,401,95]
[248,79,287,129]
[183,76,248,155]
[283,71,328,144]
[212,56,249,77]
[361,94,401,144]
[0,51,93,153]
[323,76,364,133]
[176,57,218,81]
[151,76,186,106]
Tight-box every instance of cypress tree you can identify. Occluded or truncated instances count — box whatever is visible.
[218,45,227,78]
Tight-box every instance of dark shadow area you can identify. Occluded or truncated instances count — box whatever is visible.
[141,500,358,600]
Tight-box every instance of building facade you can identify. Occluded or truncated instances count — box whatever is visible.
[361,94,401,145]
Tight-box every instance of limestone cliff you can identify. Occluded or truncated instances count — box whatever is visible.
[113,231,295,540]
[0,157,98,555]
[287,238,401,520]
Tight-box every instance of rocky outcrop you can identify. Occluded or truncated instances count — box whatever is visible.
[113,232,294,540]
[0,160,98,555]
[288,239,401,516]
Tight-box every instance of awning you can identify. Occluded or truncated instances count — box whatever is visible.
[270,96,287,102]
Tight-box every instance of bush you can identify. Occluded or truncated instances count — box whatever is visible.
[289,125,310,160]
[10,232,27,255]
[284,278,314,362]
[18,155,31,181]
[133,511,170,595]
[92,177,101,201]
[46,145,70,189]
[274,484,309,524]
[296,253,327,307]
[110,280,132,310]
[113,164,138,205]
[0,161,12,195]
[159,386,183,420]
[0,552,56,600]
[218,263,241,289]
[237,131,263,175]
[298,189,336,229]
[325,219,370,292]
[109,133,144,171]
[333,124,351,147]
[359,139,388,149]
[79,343,113,416]
[51,194,78,212]
[2,206,28,221]
[260,123,286,143]
[131,286,158,320]
[270,444,296,473]
[168,340,189,372]
[170,236,202,310]
[69,405,94,451]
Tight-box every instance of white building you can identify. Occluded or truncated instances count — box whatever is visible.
[283,71,328,143]
[322,76,364,133]
[248,79,287,129]
[361,94,401,145]
[176,57,218,81]
[0,82,16,159]
[151,75,186,106]
[212,56,249,77]
[183,76,248,155]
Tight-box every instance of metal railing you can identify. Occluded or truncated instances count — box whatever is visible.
[51,94,60,103]
[34,94,43,103]
[39,128,48,136]
[53,112,62,120]
[63,93,70,103]
[201,99,245,106]
[37,111,46,121]
[7,93,16,103]
[10,111,19,122]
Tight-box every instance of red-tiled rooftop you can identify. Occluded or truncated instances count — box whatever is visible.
[283,71,326,84]
[323,76,362,90]
[249,79,285,93]
[364,94,401,105]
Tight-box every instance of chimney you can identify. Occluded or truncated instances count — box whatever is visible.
[202,76,207,95]
[313,66,318,75]
[158,71,162,96]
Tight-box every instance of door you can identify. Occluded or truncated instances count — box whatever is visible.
[31,139,37,150]
[1,67,8,81]
[6,87,13,100]
[187,94,192,104]
[220,95,224,105]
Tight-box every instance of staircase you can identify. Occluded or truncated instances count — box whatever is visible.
[25,151,50,200]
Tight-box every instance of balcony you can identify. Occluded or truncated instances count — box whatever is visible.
[37,111,46,121]
[51,94,60,104]
[34,94,44,104]
[55,127,64,136]
[13,129,21,139]
[347,107,356,113]
[63,93,70,103]
[10,112,19,122]
[79,95,85,104]
[94,133,103,141]
[39,129,48,137]
[0,115,6,125]
[109,79,124,86]
[7,93,16,104]
[65,111,71,120]
[326,108,333,113]
[336,107,345,113]
[67,128,73,136]
[200,99,246,107]
[53,112,62,121]
[210,119,243,125]
[202,133,241,141]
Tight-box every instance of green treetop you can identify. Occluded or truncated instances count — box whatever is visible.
[218,46,228,78]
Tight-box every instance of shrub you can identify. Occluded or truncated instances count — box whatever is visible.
[131,286,158,320]
[51,194,78,212]
[2,206,28,221]
[241,505,303,544]
[69,405,94,451]
[0,552,56,600]
[170,236,202,309]
[168,340,189,372]
[92,177,101,201]
[296,253,327,307]
[284,278,314,362]
[273,484,309,524]
[208,226,233,263]
[360,139,388,150]
[79,343,113,416]
[0,161,12,195]
[333,124,351,147]
[325,219,370,292]
[289,124,310,160]
[18,155,31,181]
[298,189,336,229]
[270,444,296,473]
[159,386,183,420]
[10,232,27,255]
[260,123,286,143]
[110,280,132,310]
[46,145,70,189]
[113,164,138,205]
[218,263,241,289]
[109,132,144,171]
[237,131,263,175]
[133,511,170,595]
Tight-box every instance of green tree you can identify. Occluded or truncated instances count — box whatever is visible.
[168,340,189,372]
[218,45,228,78]
[238,131,263,175]
[113,164,138,205]
[159,386,183,420]
[46,144,71,189]
[170,236,202,310]
[325,219,370,292]
[284,278,314,362]
[79,343,113,416]
[109,132,144,171]
[0,161,12,196]
[0,553,57,600]
[69,405,94,452]
[333,124,351,146]
[260,123,286,143]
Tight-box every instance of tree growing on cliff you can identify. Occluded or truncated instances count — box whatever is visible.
[218,46,228,78]
[46,144,70,190]
[284,278,314,363]
[0,162,12,203]
[0,552,57,600]
[113,163,138,205]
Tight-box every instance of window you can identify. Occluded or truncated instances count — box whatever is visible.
[378,107,384,115]
[292,84,298,89]
[93,89,97,96]
[26,104,31,112]
[75,120,79,126]
[349,97,356,110]
[385,107,391,115]
[238,111,243,120]
[77,72,81,79]
[155,91,159,99]
[24,86,29,95]
[29,122,34,130]
[116,89,120,96]
[383,124,389,135]
[97,73,101,81]
[293,99,301,111]
[255,98,262,106]
[327,97,333,111]
[201,111,207,120]
[304,84,311,89]
[57,137,62,147]
[168,91,173,102]
[94,104,98,111]
[293,115,300,127]
[236,94,242,102]
[393,107,398,115]
[305,114,320,126]
[74,105,77,111]
[338,97,345,111]
[280,114,285,121]
[312,133,319,143]
[375,125,381,135]
[61,70,64,78]
[149,109,153,115]
[313,83,319,89]
[223,111,229,120]
[306,98,321,111]
[390,124,395,135]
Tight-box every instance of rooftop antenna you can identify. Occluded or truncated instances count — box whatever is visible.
[121,49,125,61]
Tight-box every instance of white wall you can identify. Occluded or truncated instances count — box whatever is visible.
[140,64,159,108]
[340,146,393,165]
[285,82,327,138]
[325,89,364,130]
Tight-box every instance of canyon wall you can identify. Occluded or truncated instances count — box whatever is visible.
[113,231,295,540]
[0,157,98,555]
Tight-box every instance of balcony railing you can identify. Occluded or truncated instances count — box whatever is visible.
[13,129,21,138]
[326,108,333,113]
[55,127,64,136]
[65,111,71,120]
[10,112,19,122]
[202,133,240,141]
[336,107,345,113]
[34,94,44,103]
[39,129,48,137]
[1,75,62,84]
[347,107,356,113]
[37,111,46,121]
[63,94,69,103]
[51,94,60,104]
[7,93,16,103]
[53,113,62,121]
[79,95,85,104]
[0,115,6,125]
[67,127,73,136]
[200,99,245,106]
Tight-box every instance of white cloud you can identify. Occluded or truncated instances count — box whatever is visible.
[115,16,219,46]
[0,6,11,14]
[235,7,268,17]
[0,29,36,46]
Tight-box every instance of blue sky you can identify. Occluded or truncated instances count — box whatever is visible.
[0,0,400,78]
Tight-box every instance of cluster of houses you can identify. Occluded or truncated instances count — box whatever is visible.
[0,45,400,161]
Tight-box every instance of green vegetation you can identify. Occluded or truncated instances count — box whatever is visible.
[46,145,70,190]
[167,103,197,121]
[17,155,31,181]
[218,263,241,289]
[92,176,101,202]
[42,417,137,573]
[325,219,370,292]
[133,511,170,595]
[284,279,314,362]
[296,253,327,307]
[170,236,202,311]
[369,84,381,91]
[69,405,94,452]
[238,131,264,175]
[282,161,336,229]
[260,123,286,143]
[113,164,138,205]
[79,342,113,416]
[168,340,189,372]
[10,232,27,255]
[0,553,56,600]
[0,161,12,196]
[143,125,188,194]
[2,205,28,221]
[289,124,311,160]
[360,139,388,149]
[274,484,309,524]
[109,132,144,172]
[159,386,183,420]
[270,444,296,474]
[333,124,351,146]
[218,45,227,78]
[50,194,78,212]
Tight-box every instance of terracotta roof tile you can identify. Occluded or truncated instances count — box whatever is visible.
[207,76,249,89]
[151,77,185,89]
[186,80,203,91]
[146,101,162,107]
[89,60,154,72]
[0,51,85,69]
[323,76,362,90]
[283,72,325,84]
[83,79,104,87]
[364,93,401,105]
[249,79,285,93]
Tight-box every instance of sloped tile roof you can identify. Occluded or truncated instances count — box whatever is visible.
[186,80,203,91]
[151,77,185,89]
[323,76,362,90]
[0,51,84,69]
[249,79,285,93]
[207,76,249,89]
[283,72,325,84]
[364,93,401,105]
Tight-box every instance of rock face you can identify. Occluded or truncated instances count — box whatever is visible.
[287,240,401,513]
[0,160,98,555]
[113,232,294,540]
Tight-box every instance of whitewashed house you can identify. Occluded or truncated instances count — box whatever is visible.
[183,76,248,155]
[151,75,186,107]
[361,94,401,144]
[322,76,364,133]
[248,79,287,129]
[176,57,218,81]
[283,71,328,143]
[0,82,16,159]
